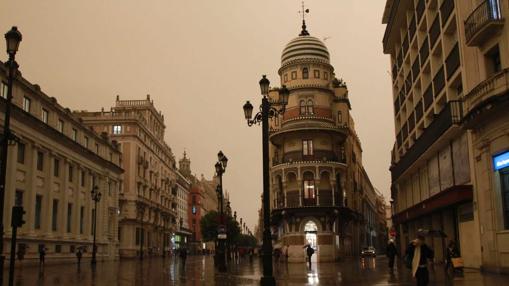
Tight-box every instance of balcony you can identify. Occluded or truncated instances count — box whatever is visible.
[465,0,504,47]
[272,151,346,167]
[464,68,509,126]
[273,190,338,210]
[391,101,463,181]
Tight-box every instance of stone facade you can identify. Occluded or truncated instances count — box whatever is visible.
[74,96,178,258]
[269,23,384,262]
[0,62,123,264]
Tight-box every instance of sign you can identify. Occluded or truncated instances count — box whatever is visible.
[217,225,225,234]
[493,151,509,171]
[389,228,397,238]
[217,233,227,240]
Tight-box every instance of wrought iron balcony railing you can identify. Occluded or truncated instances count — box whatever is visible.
[465,0,504,46]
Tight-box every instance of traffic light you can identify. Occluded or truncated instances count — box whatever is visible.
[11,206,26,228]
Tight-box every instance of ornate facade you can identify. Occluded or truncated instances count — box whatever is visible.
[75,96,178,258]
[269,22,383,262]
[0,62,123,263]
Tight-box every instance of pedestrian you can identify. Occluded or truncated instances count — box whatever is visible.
[179,247,188,266]
[305,244,314,269]
[405,230,434,286]
[386,240,398,270]
[445,240,462,273]
[76,248,83,266]
[39,246,46,266]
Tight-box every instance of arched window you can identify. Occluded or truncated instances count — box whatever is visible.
[303,172,316,206]
[306,99,314,114]
[300,100,306,115]
[302,68,309,79]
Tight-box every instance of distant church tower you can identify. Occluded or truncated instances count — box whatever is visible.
[179,151,192,178]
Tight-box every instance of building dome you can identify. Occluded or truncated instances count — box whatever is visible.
[281,35,330,66]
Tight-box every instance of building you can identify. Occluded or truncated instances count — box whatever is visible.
[459,0,509,274]
[0,62,123,263]
[74,95,177,258]
[269,20,384,262]
[382,0,509,272]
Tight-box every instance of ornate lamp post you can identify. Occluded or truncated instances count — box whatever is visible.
[215,151,228,272]
[0,27,22,284]
[91,186,102,265]
[243,75,289,286]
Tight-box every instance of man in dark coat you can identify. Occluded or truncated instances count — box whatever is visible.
[405,230,434,286]
[386,240,398,270]
[305,245,314,269]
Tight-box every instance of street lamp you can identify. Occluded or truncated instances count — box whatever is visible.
[91,186,102,265]
[0,27,22,284]
[215,151,228,272]
[242,75,289,286]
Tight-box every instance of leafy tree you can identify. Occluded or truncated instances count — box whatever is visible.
[200,211,241,243]
[237,234,257,248]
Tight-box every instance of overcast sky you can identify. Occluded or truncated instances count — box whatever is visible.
[0,0,393,232]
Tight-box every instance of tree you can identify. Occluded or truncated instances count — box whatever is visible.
[200,211,241,243]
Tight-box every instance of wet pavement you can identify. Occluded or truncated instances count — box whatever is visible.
[3,255,508,285]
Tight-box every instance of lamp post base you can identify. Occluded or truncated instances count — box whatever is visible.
[260,276,276,286]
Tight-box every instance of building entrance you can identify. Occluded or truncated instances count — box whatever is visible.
[304,221,318,262]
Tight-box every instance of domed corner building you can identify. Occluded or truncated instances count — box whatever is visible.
[268,22,382,263]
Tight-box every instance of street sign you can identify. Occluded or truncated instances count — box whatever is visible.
[217,233,227,240]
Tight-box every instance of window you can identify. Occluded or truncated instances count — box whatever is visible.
[300,100,306,115]
[306,99,314,114]
[485,45,501,76]
[52,199,58,231]
[68,165,73,182]
[501,170,509,229]
[337,111,343,124]
[108,181,112,196]
[35,195,42,229]
[17,143,25,164]
[284,74,288,82]
[0,81,7,98]
[84,136,89,148]
[302,140,314,156]
[57,119,64,133]
[135,227,140,245]
[81,170,86,187]
[324,72,329,80]
[95,143,100,154]
[291,71,297,80]
[41,108,48,124]
[303,173,316,199]
[314,70,320,78]
[55,245,61,253]
[71,128,77,141]
[22,96,31,112]
[15,190,23,206]
[36,151,44,171]
[113,125,122,135]
[302,68,309,79]
[80,206,84,234]
[67,203,72,233]
[54,158,60,177]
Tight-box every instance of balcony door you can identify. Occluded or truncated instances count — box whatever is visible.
[303,172,316,206]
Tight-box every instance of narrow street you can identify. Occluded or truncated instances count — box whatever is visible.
[3,256,507,285]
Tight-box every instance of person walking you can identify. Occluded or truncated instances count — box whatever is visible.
[445,240,462,274]
[179,247,188,267]
[305,244,314,269]
[76,248,83,267]
[39,246,46,266]
[386,240,398,270]
[405,230,434,286]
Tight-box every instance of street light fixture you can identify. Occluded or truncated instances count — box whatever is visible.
[215,151,228,272]
[242,75,289,286]
[91,185,102,265]
[0,26,22,285]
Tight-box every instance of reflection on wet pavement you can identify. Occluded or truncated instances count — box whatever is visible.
[3,255,507,285]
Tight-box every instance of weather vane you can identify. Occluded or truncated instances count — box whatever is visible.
[299,1,310,36]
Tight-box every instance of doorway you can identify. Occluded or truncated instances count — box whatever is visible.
[304,221,318,262]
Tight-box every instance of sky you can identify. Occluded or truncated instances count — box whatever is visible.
[0,0,394,232]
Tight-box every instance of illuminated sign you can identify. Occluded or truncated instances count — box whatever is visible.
[493,151,509,171]
[192,206,196,214]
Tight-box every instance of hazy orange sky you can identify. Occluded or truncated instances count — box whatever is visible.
[0,0,394,231]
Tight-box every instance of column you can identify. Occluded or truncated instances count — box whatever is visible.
[25,143,38,235]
